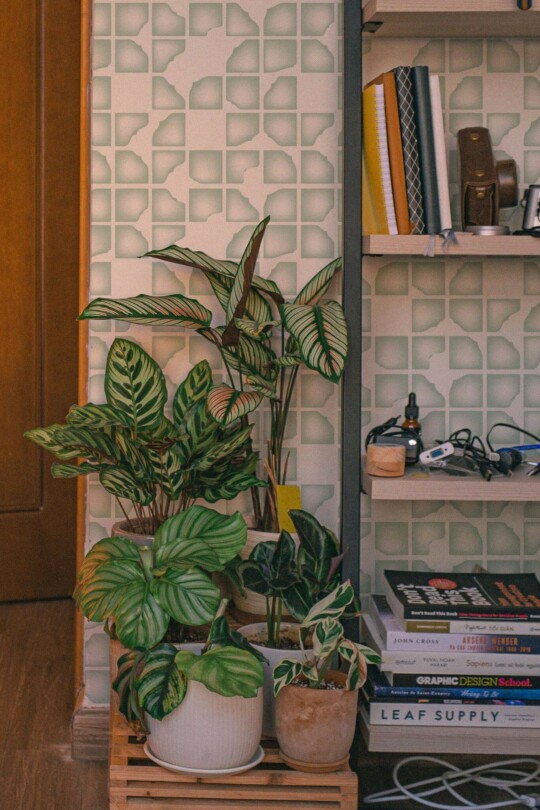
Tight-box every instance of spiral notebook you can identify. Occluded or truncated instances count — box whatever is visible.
[362,83,398,235]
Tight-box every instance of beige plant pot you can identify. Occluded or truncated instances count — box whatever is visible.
[146,679,263,770]
[112,518,155,546]
[238,622,305,738]
[231,527,297,620]
[275,670,358,773]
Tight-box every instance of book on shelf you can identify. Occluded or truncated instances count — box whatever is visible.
[359,708,540,754]
[383,569,540,622]
[393,65,425,235]
[429,73,452,234]
[362,83,398,235]
[369,594,540,654]
[410,65,441,235]
[361,613,540,674]
[363,699,540,728]
[365,666,540,701]
[366,72,411,235]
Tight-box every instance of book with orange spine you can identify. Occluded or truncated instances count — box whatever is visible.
[362,83,398,235]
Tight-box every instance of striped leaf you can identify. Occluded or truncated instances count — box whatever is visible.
[24,425,67,455]
[172,360,213,427]
[114,581,170,649]
[154,537,221,573]
[193,425,252,472]
[271,354,302,368]
[100,466,156,506]
[76,558,145,623]
[51,461,98,479]
[79,293,212,329]
[245,374,279,400]
[272,658,303,696]
[175,646,263,698]
[312,618,343,661]
[136,644,187,720]
[152,567,220,626]
[294,258,342,306]
[153,505,247,566]
[197,469,264,504]
[207,385,263,426]
[76,536,139,587]
[147,447,184,500]
[143,245,238,278]
[281,300,348,383]
[235,317,278,340]
[301,581,355,629]
[221,331,276,378]
[337,639,372,691]
[222,218,270,346]
[115,432,153,480]
[66,403,130,428]
[113,650,146,728]
[105,339,167,432]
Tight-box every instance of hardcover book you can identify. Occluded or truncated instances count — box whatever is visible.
[393,65,425,234]
[370,594,540,654]
[364,700,540,728]
[410,65,441,235]
[383,570,540,621]
[362,83,398,235]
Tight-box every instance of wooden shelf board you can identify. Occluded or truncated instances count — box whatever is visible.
[363,233,540,257]
[362,459,540,501]
[362,0,540,38]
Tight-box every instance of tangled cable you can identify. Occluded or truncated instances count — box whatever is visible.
[362,756,540,810]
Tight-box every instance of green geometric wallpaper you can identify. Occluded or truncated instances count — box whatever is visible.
[361,38,540,600]
[84,0,342,706]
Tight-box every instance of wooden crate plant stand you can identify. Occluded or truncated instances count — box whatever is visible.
[109,698,358,809]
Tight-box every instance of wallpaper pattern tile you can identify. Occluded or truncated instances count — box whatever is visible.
[84,0,342,706]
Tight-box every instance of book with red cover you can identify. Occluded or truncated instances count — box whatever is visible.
[384,570,540,621]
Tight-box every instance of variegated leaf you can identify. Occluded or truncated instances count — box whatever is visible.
[49,425,121,462]
[281,300,348,383]
[136,644,187,720]
[154,536,221,573]
[79,293,212,329]
[105,339,167,432]
[66,403,130,428]
[207,385,263,426]
[222,218,270,346]
[76,536,140,587]
[113,649,146,728]
[197,469,264,504]
[235,317,278,340]
[172,360,213,427]
[143,245,238,278]
[175,646,263,698]
[221,331,276,378]
[272,658,303,696]
[100,466,156,506]
[301,581,355,628]
[294,258,342,306]
[245,374,279,400]
[152,567,220,626]
[24,425,67,455]
[153,506,247,566]
[147,446,184,501]
[114,581,170,650]
[312,618,343,661]
[271,354,302,368]
[76,558,145,623]
[337,639,369,691]
[194,425,252,472]
[51,461,98,478]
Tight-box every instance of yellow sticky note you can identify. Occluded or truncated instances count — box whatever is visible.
[276,485,302,532]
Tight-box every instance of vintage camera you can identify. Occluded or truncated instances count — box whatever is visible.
[521,184,540,230]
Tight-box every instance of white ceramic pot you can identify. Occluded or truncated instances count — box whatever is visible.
[146,678,263,770]
[231,528,298,619]
[112,519,155,547]
[238,622,306,738]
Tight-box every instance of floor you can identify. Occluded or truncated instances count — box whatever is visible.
[0,599,107,810]
[1,598,532,810]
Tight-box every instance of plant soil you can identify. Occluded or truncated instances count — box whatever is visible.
[246,631,302,650]
[291,678,344,690]
[164,620,208,644]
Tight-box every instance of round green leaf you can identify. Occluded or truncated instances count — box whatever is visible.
[152,567,220,626]
[136,644,187,720]
[153,506,247,566]
[175,646,263,698]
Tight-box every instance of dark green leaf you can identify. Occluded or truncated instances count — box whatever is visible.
[136,643,187,720]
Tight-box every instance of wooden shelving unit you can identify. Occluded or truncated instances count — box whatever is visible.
[363,233,540,257]
[362,458,540,501]
[362,0,540,38]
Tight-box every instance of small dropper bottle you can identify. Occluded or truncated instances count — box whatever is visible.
[402,392,421,433]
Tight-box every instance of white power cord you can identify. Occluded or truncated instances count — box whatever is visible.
[362,757,540,809]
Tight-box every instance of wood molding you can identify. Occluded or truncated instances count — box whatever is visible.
[71,690,109,761]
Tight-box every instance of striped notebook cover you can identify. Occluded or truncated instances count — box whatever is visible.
[362,83,398,235]
[429,74,452,233]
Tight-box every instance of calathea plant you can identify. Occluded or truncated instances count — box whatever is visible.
[25,337,263,534]
[73,507,248,650]
[237,509,354,648]
[78,217,348,532]
[113,602,266,732]
[273,581,380,695]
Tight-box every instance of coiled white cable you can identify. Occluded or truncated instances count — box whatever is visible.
[362,756,540,810]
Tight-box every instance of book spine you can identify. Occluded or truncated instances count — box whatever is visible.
[380,631,540,655]
[374,85,398,235]
[393,66,425,234]
[366,702,540,728]
[362,85,390,234]
[411,65,441,235]
[404,617,540,635]
[367,684,540,701]
[392,673,540,689]
[428,74,452,232]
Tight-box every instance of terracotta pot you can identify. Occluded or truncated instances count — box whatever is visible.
[112,518,155,546]
[231,527,297,620]
[275,670,358,773]
[146,679,263,770]
[238,622,305,738]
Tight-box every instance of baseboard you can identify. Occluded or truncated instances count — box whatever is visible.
[71,689,109,760]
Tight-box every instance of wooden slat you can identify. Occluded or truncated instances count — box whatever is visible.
[363,233,540,256]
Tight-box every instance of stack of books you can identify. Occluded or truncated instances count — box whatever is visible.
[362,64,452,237]
[360,569,540,753]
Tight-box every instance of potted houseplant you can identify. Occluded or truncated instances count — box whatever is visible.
[24,337,263,543]
[78,217,348,536]
[235,508,354,736]
[272,581,380,773]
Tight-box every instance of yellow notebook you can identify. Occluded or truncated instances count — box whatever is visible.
[362,83,397,235]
